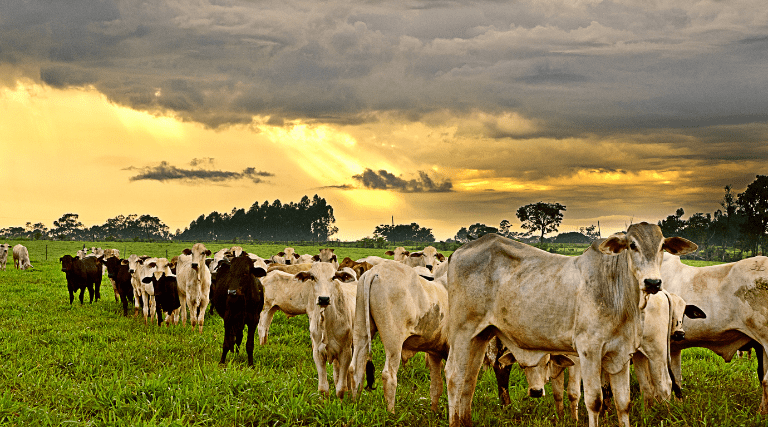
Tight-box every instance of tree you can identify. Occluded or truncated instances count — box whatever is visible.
[516,202,566,243]
[53,213,84,240]
[374,223,435,242]
[737,175,768,255]
[658,208,686,237]
[684,212,712,258]
[454,223,498,243]
[719,185,737,253]
[579,224,601,241]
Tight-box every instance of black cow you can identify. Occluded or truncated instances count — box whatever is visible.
[141,273,181,327]
[210,253,266,365]
[60,254,103,304]
[103,257,136,316]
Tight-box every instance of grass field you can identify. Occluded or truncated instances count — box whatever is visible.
[0,240,766,426]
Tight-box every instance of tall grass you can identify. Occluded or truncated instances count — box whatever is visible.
[0,241,765,426]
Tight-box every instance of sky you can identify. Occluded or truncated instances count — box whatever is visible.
[1,0,767,241]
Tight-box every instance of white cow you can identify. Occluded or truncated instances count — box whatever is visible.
[0,243,9,270]
[351,261,449,412]
[661,253,768,413]
[175,243,212,333]
[258,270,313,345]
[384,247,409,262]
[12,244,32,270]
[402,246,446,272]
[298,263,357,399]
[444,223,697,427]
[136,257,160,325]
[296,254,315,264]
[355,256,388,266]
[127,254,147,317]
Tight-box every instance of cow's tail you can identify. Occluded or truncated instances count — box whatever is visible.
[363,272,377,390]
[663,291,682,399]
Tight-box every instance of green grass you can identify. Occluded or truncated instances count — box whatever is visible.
[0,241,765,426]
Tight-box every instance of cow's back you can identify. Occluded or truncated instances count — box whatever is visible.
[448,234,580,353]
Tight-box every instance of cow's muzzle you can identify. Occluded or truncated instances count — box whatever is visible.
[644,279,662,294]
[191,263,199,270]
[672,331,685,341]
[317,296,330,306]
[529,388,544,398]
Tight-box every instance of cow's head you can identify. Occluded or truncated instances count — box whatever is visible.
[314,248,337,264]
[182,243,211,271]
[667,291,707,341]
[60,254,76,272]
[279,247,298,265]
[385,247,409,262]
[225,254,267,297]
[598,222,697,298]
[104,256,123,279]
[420,246,445,272]
[296,263,355,307]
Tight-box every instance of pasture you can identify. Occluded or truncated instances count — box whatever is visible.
[0,240,765,426]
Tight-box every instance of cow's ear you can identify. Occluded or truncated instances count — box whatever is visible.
[550,355,575,367]
[403,250,410,256]
[293,253,300,259]
[313,255,321,261]
[684,305,707,319]
[251,267,267,278]
[664,237,698,256]
[385,251,394,256]
[205,250,211,256]
[142,276,153,283]
[295,272,313,282]
[410,252,423,258]
[598,235,628,255]
[331,254,337,262]
[418,274,434,281]
[148,262,157,268]
[182,248,192,256]
[59,256,65,262]
[278,252,285,257]
[334,271,356,283]
[205,259,213,268]
[437,253,446,261]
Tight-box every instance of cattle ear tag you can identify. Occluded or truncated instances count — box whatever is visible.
[227,289,237,296]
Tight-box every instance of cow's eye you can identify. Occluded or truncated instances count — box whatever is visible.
[629,242,637,251]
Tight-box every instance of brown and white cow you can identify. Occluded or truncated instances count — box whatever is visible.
[0,243,9,270]
[298,263,357,399]
[176,243,212,333]
[444,223,697,427]
[338,257,374,280]
[12,244,32,270]
[351,261,450,412]
[661,252,768,414]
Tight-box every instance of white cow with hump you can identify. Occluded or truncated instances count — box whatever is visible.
[298,263,357,399]
[12,244,32,270]
[175,243,212,333]
[661,252,768,414]
[444,223,697,427]
[258,269,313,345]
[351,260,450,412]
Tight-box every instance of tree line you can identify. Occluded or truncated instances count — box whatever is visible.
[0,195,338,243]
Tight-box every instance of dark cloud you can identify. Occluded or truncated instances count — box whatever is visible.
[352,169,452,193]
[126,161,273,184]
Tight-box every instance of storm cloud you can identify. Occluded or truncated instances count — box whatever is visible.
[352,169,452,193]
[126,161,273,184]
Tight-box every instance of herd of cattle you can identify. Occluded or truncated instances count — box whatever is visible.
[3,222,768,427]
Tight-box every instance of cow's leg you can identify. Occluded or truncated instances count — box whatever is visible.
[492,363,512,406]
[608,363,632,427]
[760,348,768,414]
[446,327,491,427]
[120,294,129,317]
[550,363,566,419]
[632,352,654,407]
[351,324,375,399]
[197,297,209,333]
[178,295,188,326]
[313,347,329,398]
[79,287,86,304]
[94,280,101,302]
[381,344,403,412]
[111,278,119,302]
[670,347,683,396]
[258,306,279,345]
[567,359,582,420]
[579,354,604,427]
[245,321,256,366]
[335,348,354,399]
[69,289,75,305]
[426,352,444,412]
